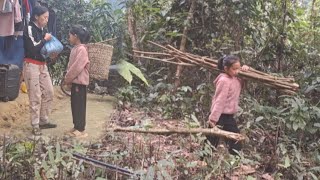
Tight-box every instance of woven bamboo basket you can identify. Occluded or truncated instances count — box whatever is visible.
[87,43,113,80]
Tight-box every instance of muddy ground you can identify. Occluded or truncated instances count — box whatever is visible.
[0,87,116,141]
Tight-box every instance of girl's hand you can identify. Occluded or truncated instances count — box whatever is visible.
[50,52,59,59]
[63,79,69,86]
[44,33,52,41]
[241,65,250,71]
[207,120,216,128]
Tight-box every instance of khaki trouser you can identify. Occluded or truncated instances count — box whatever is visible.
[23,62,54,128]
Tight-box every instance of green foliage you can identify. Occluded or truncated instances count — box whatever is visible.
[114,79,212,127]
[117,60,149,86]
[116,85,142,103]
[0,141,36,179]
[282,96,320,133]
[138,158,175,180]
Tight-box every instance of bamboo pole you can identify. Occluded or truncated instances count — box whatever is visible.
[107,126,246,141]
[133,50,171,56]
[134,55,195,66]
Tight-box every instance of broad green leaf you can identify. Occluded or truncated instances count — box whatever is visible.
[180,86,192,92]
[61,160,67,167]
[186,161,198,168]
[284,155,291,168]
[56,142,61,161]
[117,60,149,86]
[48,149,55,165]
[157,171,164,180]
[42,160,49,171]
[255,116,264,122]
[117,61,133,84]
[96,177,107,180]
[126,63,149,86]
[292,123,299,131]
[246,176,256,180]
[314,123,320,128]
[146,166,155,180]
[308,172,318,180]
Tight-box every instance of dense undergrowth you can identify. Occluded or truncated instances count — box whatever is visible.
[1,0,320,179]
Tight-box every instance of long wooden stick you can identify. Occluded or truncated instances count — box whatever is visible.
[134,55,195,66]
[107,127,246,141]
[96,37,118,44]
[133,50,171,56]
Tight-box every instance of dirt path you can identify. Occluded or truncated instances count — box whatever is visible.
[0,87,116,142]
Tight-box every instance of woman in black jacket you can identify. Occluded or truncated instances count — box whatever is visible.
[23,5,57,136]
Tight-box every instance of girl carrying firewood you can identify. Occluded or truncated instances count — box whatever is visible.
[207,55,250,155]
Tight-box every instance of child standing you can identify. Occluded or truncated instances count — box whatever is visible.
[64,25,90,138]
[207,55,249,155]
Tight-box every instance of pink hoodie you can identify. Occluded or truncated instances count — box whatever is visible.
[209,73,243,123]
[65,44,90,85]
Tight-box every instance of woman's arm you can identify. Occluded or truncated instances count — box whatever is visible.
[24,27,51,55]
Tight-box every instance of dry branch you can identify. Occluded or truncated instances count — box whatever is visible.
[133,42,299,94]
[107,126,245,142]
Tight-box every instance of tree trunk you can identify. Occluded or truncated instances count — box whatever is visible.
[107,126,246,141]
[127,6,139,62]
[277,0,287,72]
[174,0,196,90]
[311,0,316,47]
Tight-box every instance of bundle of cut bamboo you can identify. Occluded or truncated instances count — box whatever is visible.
[134,41,299,94]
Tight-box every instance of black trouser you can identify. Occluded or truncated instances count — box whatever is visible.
[206,114,242,155]
[71,83,87,132]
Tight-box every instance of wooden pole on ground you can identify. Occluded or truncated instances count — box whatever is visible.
[107,126,245,142]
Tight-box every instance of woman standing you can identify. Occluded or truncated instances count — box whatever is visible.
[23,6,57,135]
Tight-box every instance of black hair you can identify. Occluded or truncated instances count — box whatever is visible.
[69,25,91,44]
[217,55,240,71]
[30,6,48,22]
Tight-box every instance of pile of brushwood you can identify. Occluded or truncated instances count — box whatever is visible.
[134,42,300,94]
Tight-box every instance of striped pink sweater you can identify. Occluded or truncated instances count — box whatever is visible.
[209,73,243,123]
[65,44,90,85]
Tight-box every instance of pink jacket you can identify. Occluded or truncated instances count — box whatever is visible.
[0,0,22,36]
[209,73,243,123]
[65,44,90,85]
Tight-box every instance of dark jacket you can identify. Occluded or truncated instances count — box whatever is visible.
[23,22,47,62]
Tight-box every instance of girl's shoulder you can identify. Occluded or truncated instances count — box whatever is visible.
[215,73,232,82]
[76,44,87,49]
[214,73,233,86]
[73,44,88,52]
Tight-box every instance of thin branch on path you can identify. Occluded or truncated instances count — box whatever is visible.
[107,126,246,142]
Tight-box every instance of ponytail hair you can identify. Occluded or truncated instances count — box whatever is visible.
[217,55,240,71]
[70,25,91,44]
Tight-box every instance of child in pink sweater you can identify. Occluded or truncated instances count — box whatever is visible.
[64,25,90,138]
[207,55,249,155]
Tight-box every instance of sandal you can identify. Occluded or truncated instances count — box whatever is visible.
[69,130,88,138]
[64,128,75,134]
[32,128,42,136]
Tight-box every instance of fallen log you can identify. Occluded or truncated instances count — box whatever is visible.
[107,126,245,142]
[133,41,299,94]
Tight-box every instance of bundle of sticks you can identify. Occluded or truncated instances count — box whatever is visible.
[134,41,299,94]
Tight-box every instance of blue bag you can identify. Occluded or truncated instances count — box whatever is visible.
[40,35,63,58]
